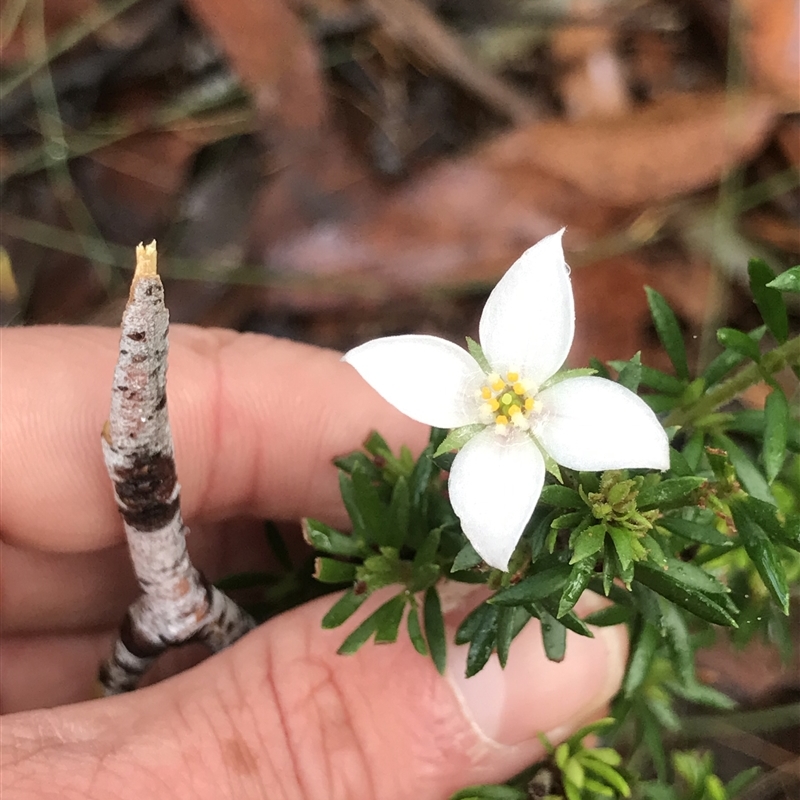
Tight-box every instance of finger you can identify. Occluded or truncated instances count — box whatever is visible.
[1,326,426,551]
[2,593,627,800]
[0,518,280,634]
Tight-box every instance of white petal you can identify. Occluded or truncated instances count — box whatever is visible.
[537,377,670,471]
[448,429,545,571]
[342,335,483,428]
[479,229,575,386]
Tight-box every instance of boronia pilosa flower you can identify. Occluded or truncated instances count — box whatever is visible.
[343,230,669,570]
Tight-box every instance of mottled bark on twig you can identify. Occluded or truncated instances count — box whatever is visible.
[99,242,254,695]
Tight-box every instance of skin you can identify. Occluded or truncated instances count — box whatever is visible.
[0,326,627,800]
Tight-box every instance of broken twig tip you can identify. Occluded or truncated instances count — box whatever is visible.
[134,241,158,279]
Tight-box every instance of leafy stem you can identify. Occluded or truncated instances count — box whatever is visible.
[665,333,800,428]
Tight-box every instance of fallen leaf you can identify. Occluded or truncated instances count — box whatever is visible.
[485,91,778,206]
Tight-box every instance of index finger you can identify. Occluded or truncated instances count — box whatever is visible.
[0,325,427,552]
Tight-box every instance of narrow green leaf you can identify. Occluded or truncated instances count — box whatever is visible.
[669,447,694,477]
[637,477,706,509]
[558,557,596,617]
[622,622,659,696]
[338,470,367,540]
[589,357,611,379]
[321,589,369,629]
[749,259,789,342]
[373,595,406,644]
[302,518,363,557]
[660,601,694,684]
[731,502,790,614]
[617,351,642,393]
[540,484,583,508]
[466,336,492,373]
[725,766,761,798]
[658,516,733,547]
[766,264,800,292]
[571,524,607,563]
[490,565,572,606]
[424,586,447,674]
[334,451,381,479]
[763,388,789,483]
[712,433,775,504]
[581,756,632,797]
[407,605,428,655]
[582,604,634,627]
[455,602,490,644]
[608,527,638,572]
[496,607,515,668]
[610,361,685,395]
[466,605,500,676]
[451,541,483,571]
[634,563,737,626]
[433,424,485,458]
[351,464,392,546]
[413,526,441,568]
[314,557,357,584]
[703,348,745,387]
[540,367,597,390]
[646,287,689,379]
[388,476,410,548]
[682,430,706,470]
[539,607,567,662]
[337,607,383,654]
[717,327,762,362]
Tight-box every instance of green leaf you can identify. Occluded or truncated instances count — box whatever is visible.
[496,607,515,668]
[540,484,583,508]
[539,607,567,662]
[314,557,357,584]
[725,766,761,798]
[449,785,526,800]
[634,562,737,626]
[610,361,685,395]
[338,470,367,540]
[558,557,596,617]
[455,602,490,644]
[581,756,632,797]
[413,526,441,568]
[433,424,485,458]
[590,357,611,379]
[571,524,607,563]
[658,516,733,547]
[466,605,500,676]
[466,336,492,373]
[334,451,381,479]
[637,476,706,509]
[763,388,789,483]
[407,605,428,655]
[749,259,789,342]
[617,351,642,393]
[712,433,775,503]
[424,586,447,674]
[731,502,790,614]
[582,603,634,626]
[373,595,407,643]
[303,518,363,557]
[451,541,483,571]
[646,287,689,379]
[608,527,639,572]
[660,601,694,684]
[623,622,659,696]
[490,565,572,606]
[388,476,410,548]
[717,327,762,362]
[321,589,369,629]
[766,264,800,292]
[702,326,764,387]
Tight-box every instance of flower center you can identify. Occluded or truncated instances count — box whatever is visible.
[477,370,540,435]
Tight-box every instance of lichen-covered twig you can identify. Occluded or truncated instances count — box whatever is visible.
[99,242,255,695]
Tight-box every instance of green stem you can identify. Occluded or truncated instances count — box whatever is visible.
[665,334,800,429]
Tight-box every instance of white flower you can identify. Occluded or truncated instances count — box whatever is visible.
[343,230,670,571]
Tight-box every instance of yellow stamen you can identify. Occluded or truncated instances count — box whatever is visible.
[508,404,521,416]
[524,397,534,411]
[507,371,519,382]
[481,386,492,399]
[495,415,508,426]
[513,382,525,395]
[489,398,500,411]
[492,378,505,391]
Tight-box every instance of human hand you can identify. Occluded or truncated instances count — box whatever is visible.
[1,326,627,800]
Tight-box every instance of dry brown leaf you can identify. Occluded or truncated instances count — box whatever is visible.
[485,91,778,207]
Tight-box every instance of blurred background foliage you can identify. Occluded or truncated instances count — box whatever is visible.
[1,0,797,796]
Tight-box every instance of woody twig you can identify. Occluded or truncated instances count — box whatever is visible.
[99,242,255,695]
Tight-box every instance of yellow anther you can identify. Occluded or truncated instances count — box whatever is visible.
[495,415,508,426]
[524,397,534,411]
[489,398,500,411]
[492,378,505,391]
[513,382,525,395]
[481,386,492,399]
[501,392,513,405]
[507,371,519,383]
[508,404,521,416]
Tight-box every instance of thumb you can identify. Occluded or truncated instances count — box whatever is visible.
[2,592,626,800]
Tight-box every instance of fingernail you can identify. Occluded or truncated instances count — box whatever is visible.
[446,613,627,747]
